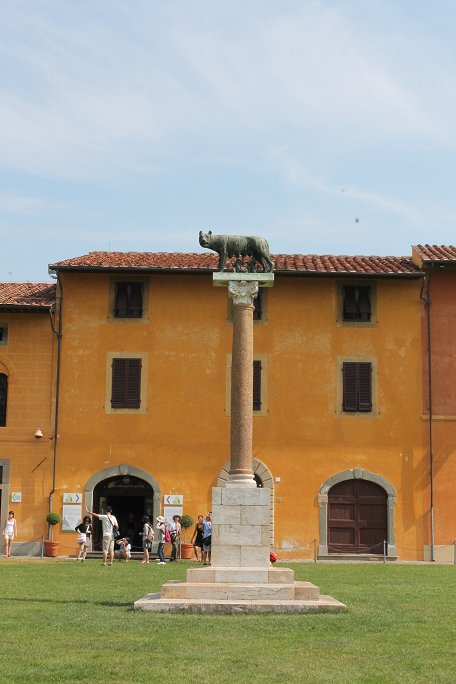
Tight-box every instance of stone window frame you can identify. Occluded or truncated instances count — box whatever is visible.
[317,467,397,557]
[104,352,148,415]
[216,458,274,545]
[336,279,378,328]
[225,353,268,417]
[108,276,150,323]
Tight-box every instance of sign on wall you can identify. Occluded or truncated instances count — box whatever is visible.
[164,494,183,506]
[62,505,82,531]
[11,492,21,503]
[63,493,82,504]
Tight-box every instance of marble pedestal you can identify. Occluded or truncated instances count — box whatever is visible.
[134,487,346,614]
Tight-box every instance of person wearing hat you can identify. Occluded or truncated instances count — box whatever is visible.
[169,514,182,562]
[156,516,166,565]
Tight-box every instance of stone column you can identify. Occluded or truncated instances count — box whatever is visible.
[228,280,258,487]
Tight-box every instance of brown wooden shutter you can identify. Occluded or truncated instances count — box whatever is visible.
[342,362,372,412]
[111,358,141,408]
[253,360,262,410]
[114,282,143,318]
[357,362,372,411]
[342,362,358,411]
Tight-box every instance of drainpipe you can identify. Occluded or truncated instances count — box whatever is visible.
[420,271,434,561]
[48,274,63,517]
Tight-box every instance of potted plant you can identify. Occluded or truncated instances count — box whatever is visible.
[43,511,61,557]
[179,514,194,559]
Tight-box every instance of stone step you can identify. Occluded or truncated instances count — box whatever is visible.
[318,554,398,562]
[134,592,346,614]
[160,580,320,601]
[186,566,295,584]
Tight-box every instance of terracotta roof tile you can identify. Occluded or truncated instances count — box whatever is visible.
[0,282,56,308]
[49,251,421,276]
[413,245,456,262]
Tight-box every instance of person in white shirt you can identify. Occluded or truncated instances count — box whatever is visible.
[3,511,17,558]
[169,515,182,562]
[86,505,118,566]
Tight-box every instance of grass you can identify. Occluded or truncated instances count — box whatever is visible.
[0,560,455,683]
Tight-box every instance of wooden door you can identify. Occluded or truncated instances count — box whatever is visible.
[328,479,387,553]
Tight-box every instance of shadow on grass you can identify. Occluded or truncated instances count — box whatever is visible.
[0,596,132,607]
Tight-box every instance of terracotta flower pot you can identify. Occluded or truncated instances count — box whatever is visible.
[43,540,61,557]
[180,543,194,559]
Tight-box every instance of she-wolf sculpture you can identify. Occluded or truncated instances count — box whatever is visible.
[199,230,274,273]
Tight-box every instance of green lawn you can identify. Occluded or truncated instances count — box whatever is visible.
[0,560,455,683]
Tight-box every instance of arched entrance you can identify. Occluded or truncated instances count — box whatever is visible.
[84,465,161,552]
[328,479,386,553]
[318,468,397,557]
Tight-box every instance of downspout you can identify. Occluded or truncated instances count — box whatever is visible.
[420,271,434,561]
[48,274,63,517]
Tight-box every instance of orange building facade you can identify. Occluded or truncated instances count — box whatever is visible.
[1,246,454,561]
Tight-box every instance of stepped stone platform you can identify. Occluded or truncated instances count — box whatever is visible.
[134,565,345,613]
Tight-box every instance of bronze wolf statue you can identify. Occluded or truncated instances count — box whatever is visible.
[199,230,274,272]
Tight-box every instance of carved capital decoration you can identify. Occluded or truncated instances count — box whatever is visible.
[228,280,259,306]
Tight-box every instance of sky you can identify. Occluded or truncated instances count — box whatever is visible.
[1,0,456,281]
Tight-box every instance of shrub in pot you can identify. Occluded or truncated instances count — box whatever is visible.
[44,512,61,557]
[180,514,194,559]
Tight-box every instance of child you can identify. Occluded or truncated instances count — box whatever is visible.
[3,511,17,558]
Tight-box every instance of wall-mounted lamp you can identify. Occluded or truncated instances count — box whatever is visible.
[34,428,44,439]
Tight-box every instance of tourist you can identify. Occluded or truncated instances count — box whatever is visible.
[3,510,17,558]
[86,504,118,566]
[75,515,92,562]
[169,514,181,561]
[202,512,212,565]
[156,515,166,564]
[115,537,131,562]
[190,514,204,562]
[141,515,154,564]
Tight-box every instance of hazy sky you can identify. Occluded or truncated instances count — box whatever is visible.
[2,0,456,281]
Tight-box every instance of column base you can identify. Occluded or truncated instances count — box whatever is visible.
[226,473,257,487]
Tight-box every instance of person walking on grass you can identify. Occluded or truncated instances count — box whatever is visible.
[156,516,166,565]
[75,515,92,563]
[86,505,118,566]
[3,511,17,558]
[141,515,154,564]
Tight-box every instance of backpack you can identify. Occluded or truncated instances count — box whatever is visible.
[146,524,154,542]
[164,527,171,543]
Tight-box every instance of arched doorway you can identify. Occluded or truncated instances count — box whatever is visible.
[318,468,397,557]
[328,479,386,553]
[85,464,161,552]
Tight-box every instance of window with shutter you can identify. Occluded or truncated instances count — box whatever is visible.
[0,324,7,345]
[253,289,263,321]
[342,286,372,322]
[114,282,144,318]
[342,362,372,413]
[253,360,262,411]
[111,358,141,408]
[0,373,8,426]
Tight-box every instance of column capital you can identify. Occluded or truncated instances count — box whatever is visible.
[228,280,259,306]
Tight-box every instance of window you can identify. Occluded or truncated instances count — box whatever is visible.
[114,282,143,318]
[0,373,8,426]
[342,286,371,322]
[111,358,142,408]
[253,360,262,411]
[342,362,372,413]
[0,324,8,345]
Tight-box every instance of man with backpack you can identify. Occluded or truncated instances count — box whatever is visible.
[169,514,182,562]
[86,504,118,566]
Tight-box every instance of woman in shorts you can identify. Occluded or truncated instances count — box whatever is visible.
[75,515,92,563]
[141,515,154,564]
[3,511,17,558]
